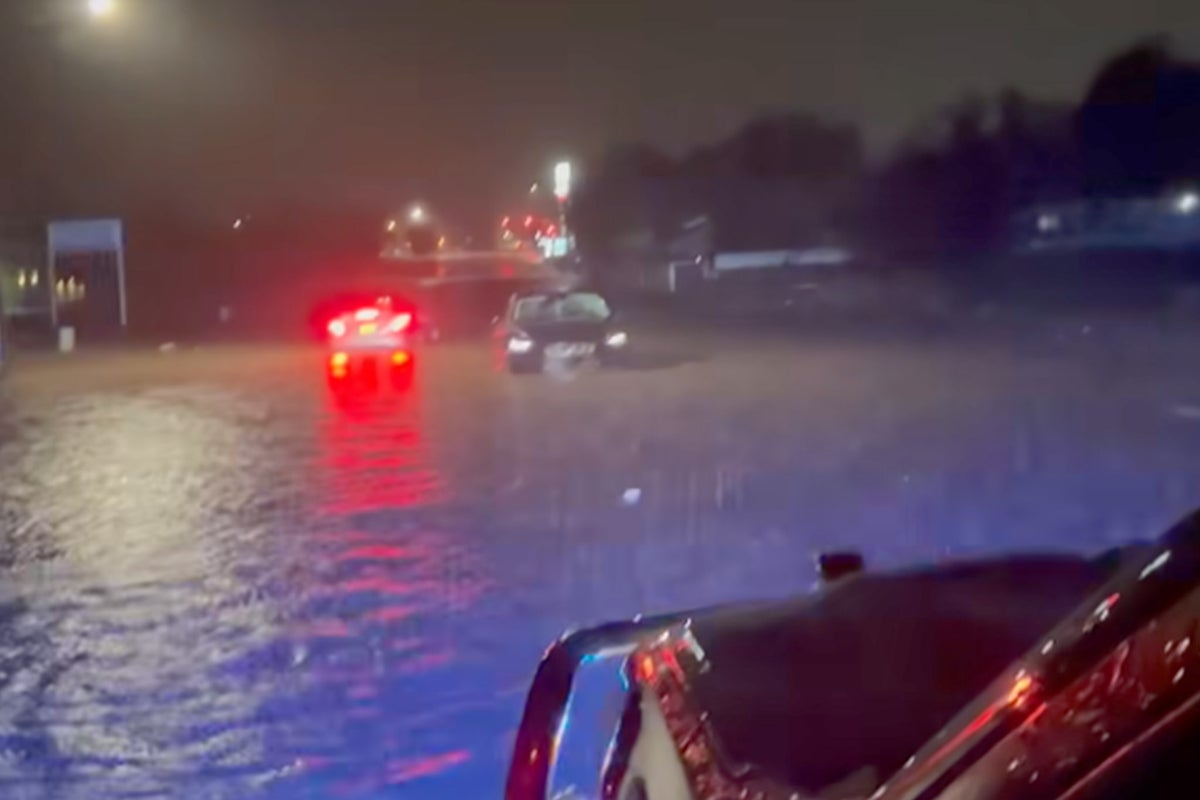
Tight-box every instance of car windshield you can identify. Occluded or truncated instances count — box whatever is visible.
[513,292,610,323]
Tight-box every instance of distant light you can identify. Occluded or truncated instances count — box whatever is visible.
[1036,213,1060,233]
[1175,191,1199,215]
[354,307,381,322]
[30,270,38,287]
[88,0,116,18]
[501,216,511,228]
[386,219,397,232]
[17,271,26,289]
[327,319,346,338]
[437,236,447,249]
[554,161,572,200]
[524,215,533,228]
[330,352,350,368]
[409,205,426,223]
[605,331,629,348]
[387,312,413,332]
[529,182,540,194]
[507,336,533,354]
[232,218,243,230]
[391,351,411,366]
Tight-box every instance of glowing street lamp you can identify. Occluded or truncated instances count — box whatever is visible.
[88,0,117,19]
[553,161,572,253]
[409,205,427,224]
[553,161,572,201]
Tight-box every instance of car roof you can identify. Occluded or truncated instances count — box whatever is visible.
[510,286,605,301]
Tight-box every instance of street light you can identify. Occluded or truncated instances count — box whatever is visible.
[88,0,117,19]
[553,161,572,254]
[553,161,572,201]
[409,205,426,223]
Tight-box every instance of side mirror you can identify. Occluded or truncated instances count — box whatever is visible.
[816,551,864,583]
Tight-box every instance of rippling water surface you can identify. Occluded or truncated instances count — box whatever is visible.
[0,332,1198,798]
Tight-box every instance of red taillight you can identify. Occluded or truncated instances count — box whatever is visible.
[387,312,413,333]
[329,351,350,378]
[327,319,347,338]
[391,351,411,366]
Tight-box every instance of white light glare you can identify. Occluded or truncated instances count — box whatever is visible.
[1176,192,1199,215]
[605,331,629,348]
[88,0,116,18]
[1037,213,1060,233]
[507,336,534,354]
[409,205,426,223]
[554,161,572,200]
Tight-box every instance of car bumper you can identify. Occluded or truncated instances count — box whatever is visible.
[330,333,412,352]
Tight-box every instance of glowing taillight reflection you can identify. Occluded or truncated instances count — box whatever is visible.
[327,319,347,338]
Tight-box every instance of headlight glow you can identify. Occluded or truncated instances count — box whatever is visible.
[605,331,629,348]
[508,336,534,354]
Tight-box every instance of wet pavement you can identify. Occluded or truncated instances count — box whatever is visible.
[0,320,1199,798]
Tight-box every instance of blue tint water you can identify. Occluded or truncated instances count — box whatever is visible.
[0,338,1196,798]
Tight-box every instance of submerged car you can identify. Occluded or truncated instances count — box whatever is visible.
[506,508,1200,800]
[494,288,629,374]
[323,295,417,379]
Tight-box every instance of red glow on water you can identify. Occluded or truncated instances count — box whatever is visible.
[367,605,418,623]
[385,750,470,785]
[308,619,352,639]
[339,545,412,561]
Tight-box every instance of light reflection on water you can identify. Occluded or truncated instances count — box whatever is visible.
[0,360,494,798]
[0,339,1196,798]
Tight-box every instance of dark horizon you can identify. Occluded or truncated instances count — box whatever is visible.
[1,0,1199,232]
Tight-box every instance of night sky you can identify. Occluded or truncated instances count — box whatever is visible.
[3,0,1199,231]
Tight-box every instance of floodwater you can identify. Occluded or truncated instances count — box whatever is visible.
[0,321,1198,798]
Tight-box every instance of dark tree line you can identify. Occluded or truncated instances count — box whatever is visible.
[572,37,1200,263]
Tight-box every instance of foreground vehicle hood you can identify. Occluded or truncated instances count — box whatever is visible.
[655,556,1108,796]
[504,553,1116,800]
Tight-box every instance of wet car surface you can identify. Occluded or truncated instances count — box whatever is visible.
[0,321,1199,798]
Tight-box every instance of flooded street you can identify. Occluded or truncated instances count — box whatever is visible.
[0,321,1198,798]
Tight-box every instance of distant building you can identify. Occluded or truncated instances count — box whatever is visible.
[0,218,127,338]
[595,176,855,296]
[0,219,49,325]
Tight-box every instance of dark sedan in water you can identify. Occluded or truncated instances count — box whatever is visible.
[493,288,629,374]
